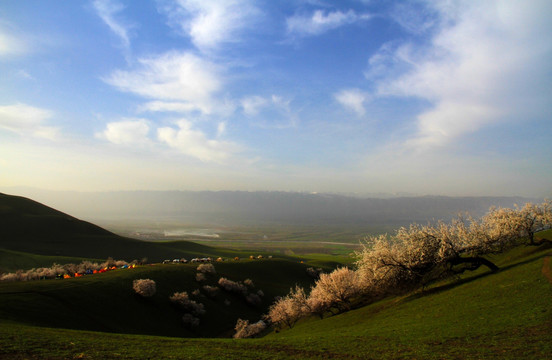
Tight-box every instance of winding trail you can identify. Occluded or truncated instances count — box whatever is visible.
[542,256,552,284]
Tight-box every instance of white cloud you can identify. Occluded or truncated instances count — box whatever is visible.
[216,122,226,137]
[105,51,222,115]
[97,118,150,146]
[157,119,241,163]
[286,9,371,36]
[270,95,290,111]
[0,103,58,140]
[138,101,205,114]
[0,27,28,57]
[92,0,131,49]
[241,94,291,117]
[159,0,260,53]
[334,88,370,116]
[370,0,552,150]
[241,96,268,116]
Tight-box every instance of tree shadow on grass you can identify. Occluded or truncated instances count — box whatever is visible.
[400,244,552,303]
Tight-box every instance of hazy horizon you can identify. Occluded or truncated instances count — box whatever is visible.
[1,1,551,197]
[2,187,540,231]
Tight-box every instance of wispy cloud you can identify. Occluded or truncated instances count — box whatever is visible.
[369,0,552,151]
[0,103,58,140]
[158,0,260,53]
[92,0,132,49]
[241,94,290,116]
[96,118,151,146]
[157,119,241,163]
[105,51,223,115]
[240,95,268,116]
[286,9,371,37]
[15,69,33,79]
[389,2,436,35]
[334,88,370,116]
[239,94,295,129]
[0,26,29,57]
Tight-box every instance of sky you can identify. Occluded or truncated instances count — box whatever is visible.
[0,0,551,197]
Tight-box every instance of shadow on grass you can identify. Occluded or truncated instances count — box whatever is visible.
[400,243,552,303]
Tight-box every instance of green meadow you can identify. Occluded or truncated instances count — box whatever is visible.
[1,241,550,359]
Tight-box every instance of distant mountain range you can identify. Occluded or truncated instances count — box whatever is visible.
[2,188,539,227]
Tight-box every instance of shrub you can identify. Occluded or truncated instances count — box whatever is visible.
[169,291,205,315]
[246,293,262,306]
[202,285,219,298]
[197,263,216,274]
[244,278,254,288]
[218,277,248,295]
[182,313,200,328]
[233,319,266,339]
[195,273,207,282]
[133,279,156,297]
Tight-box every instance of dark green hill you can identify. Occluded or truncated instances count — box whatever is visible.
[0,193,243,264]
[0,259,315,338]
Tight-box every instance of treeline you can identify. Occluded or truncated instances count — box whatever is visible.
[0,258,137,282]
[264,202,552,331]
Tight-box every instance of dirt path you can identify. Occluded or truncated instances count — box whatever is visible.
[542,256,552,284]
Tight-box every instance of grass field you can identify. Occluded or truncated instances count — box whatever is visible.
[1,239,550,359]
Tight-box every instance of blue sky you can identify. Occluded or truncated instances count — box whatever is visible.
[0,0,551,196]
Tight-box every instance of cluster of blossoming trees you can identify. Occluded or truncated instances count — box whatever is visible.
[266,202,552,330]
[133,262,265,329]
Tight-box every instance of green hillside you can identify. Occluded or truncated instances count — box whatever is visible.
[0,259,316,338]
[1,237,550,359]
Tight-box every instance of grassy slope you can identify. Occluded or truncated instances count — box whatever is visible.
[1,237,551,359]
[0,258,318,339]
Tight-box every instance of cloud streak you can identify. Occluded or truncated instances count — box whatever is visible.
[92,0,131,49]
[334,89,370,116]
[105,51,223,115]
[287,9,371,36]
[0,25,30,57]
[0,103,58,140]
[157,119,241,163]
[97,118,151,146]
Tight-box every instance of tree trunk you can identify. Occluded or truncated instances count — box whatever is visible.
[449,256,499,272]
